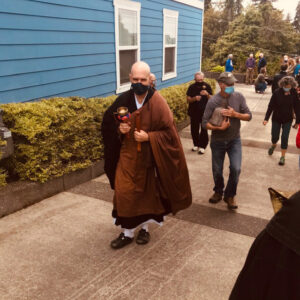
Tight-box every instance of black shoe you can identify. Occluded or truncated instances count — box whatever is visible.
[110,233,133,249]
[136,229,150,245]
[209,192,223,204]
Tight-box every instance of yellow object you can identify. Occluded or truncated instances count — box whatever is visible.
[268,188,295,214]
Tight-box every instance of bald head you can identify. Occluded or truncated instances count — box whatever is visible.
[130,61,151,76]
[129,61,151,86]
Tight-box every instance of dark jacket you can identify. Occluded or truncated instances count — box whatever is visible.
[246,57,256,69]
[272,71,287,94]
[258,57,266,72]
[265,88,300,124]
[186,81,212,119]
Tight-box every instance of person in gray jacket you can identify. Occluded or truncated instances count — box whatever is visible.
[202,72,252,209]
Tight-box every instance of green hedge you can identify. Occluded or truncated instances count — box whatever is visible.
[0,80,216,183]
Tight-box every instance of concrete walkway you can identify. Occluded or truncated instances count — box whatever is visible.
[0,84,299,300]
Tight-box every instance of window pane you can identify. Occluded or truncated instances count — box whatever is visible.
[120,49,137,84]
[119,8,137,46]
[164,16,176,45]
[164,47,175,74]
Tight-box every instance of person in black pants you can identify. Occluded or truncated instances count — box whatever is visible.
[263,76,300,165]
[186,72,213,154]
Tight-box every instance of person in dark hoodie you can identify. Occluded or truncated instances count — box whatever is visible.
[229,190,300,300]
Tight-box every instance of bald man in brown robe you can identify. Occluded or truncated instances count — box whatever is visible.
[101,61,192,249]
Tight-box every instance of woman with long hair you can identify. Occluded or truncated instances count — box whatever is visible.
[287,58,296,76]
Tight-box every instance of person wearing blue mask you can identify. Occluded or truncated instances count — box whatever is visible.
[263,76,300,166]
[202,72,252,210]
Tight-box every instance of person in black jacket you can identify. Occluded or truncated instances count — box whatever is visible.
[271,64,288,94]
[257,52,267,74]
[263,76,300,165]
[186,72,213,154]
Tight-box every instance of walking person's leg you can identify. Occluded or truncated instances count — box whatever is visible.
[250,68,254,84]
[209,140,226,203]
[198,125,209,154]
[269,121,281,155]
[246,68,250,84]
[190,117,201,150]
[278,121,293,165]
[224,137,242,209]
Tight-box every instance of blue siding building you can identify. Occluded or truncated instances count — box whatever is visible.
[0,0,204,104]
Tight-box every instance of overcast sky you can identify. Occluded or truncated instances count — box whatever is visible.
[243,0,298,19]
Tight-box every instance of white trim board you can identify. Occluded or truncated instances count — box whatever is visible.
[199,8,204,71]
[113,0,141,94]
[162,8,179,81]
[173,0,204,10]
[113,0,141,10]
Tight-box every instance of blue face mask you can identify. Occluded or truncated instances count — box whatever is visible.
[283,87,291,92]
[225,86,235,94]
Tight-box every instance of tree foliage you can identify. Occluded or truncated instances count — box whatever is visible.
[294,1,300,32]
[203,2,300,75]
[204,0,212,10]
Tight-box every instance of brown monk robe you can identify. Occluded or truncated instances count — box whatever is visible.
[101,87,192,248]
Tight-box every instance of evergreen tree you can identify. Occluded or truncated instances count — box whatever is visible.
[210,3,299,74]
[252,0,277,5]
[202,8,226,58]
[204,0,212,10]
[293,1,300,32]
[224,0,243,22]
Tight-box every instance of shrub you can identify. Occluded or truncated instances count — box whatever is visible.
[0,138,7,186]
[0,80,216,183]
[210,65,225,73]
[1,97,114,182]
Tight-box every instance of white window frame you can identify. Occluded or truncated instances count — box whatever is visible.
[114,0,141,94]
[173,0,204,9]
[162,9,179,81]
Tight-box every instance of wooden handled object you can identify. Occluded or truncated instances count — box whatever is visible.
[136,112,141,152]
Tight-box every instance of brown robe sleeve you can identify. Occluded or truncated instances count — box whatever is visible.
[148,92,192,214]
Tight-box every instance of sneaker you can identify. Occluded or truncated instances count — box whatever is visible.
[279,156,285,166]
[192,146,198,152]
[209,192,223,204]
[224,196,238,210]
[136,229,150,245]
[110,233,133,249]
[198,148,205,155]
[268,145,276,156]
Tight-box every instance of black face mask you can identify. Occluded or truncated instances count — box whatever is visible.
[131,82,149,95]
